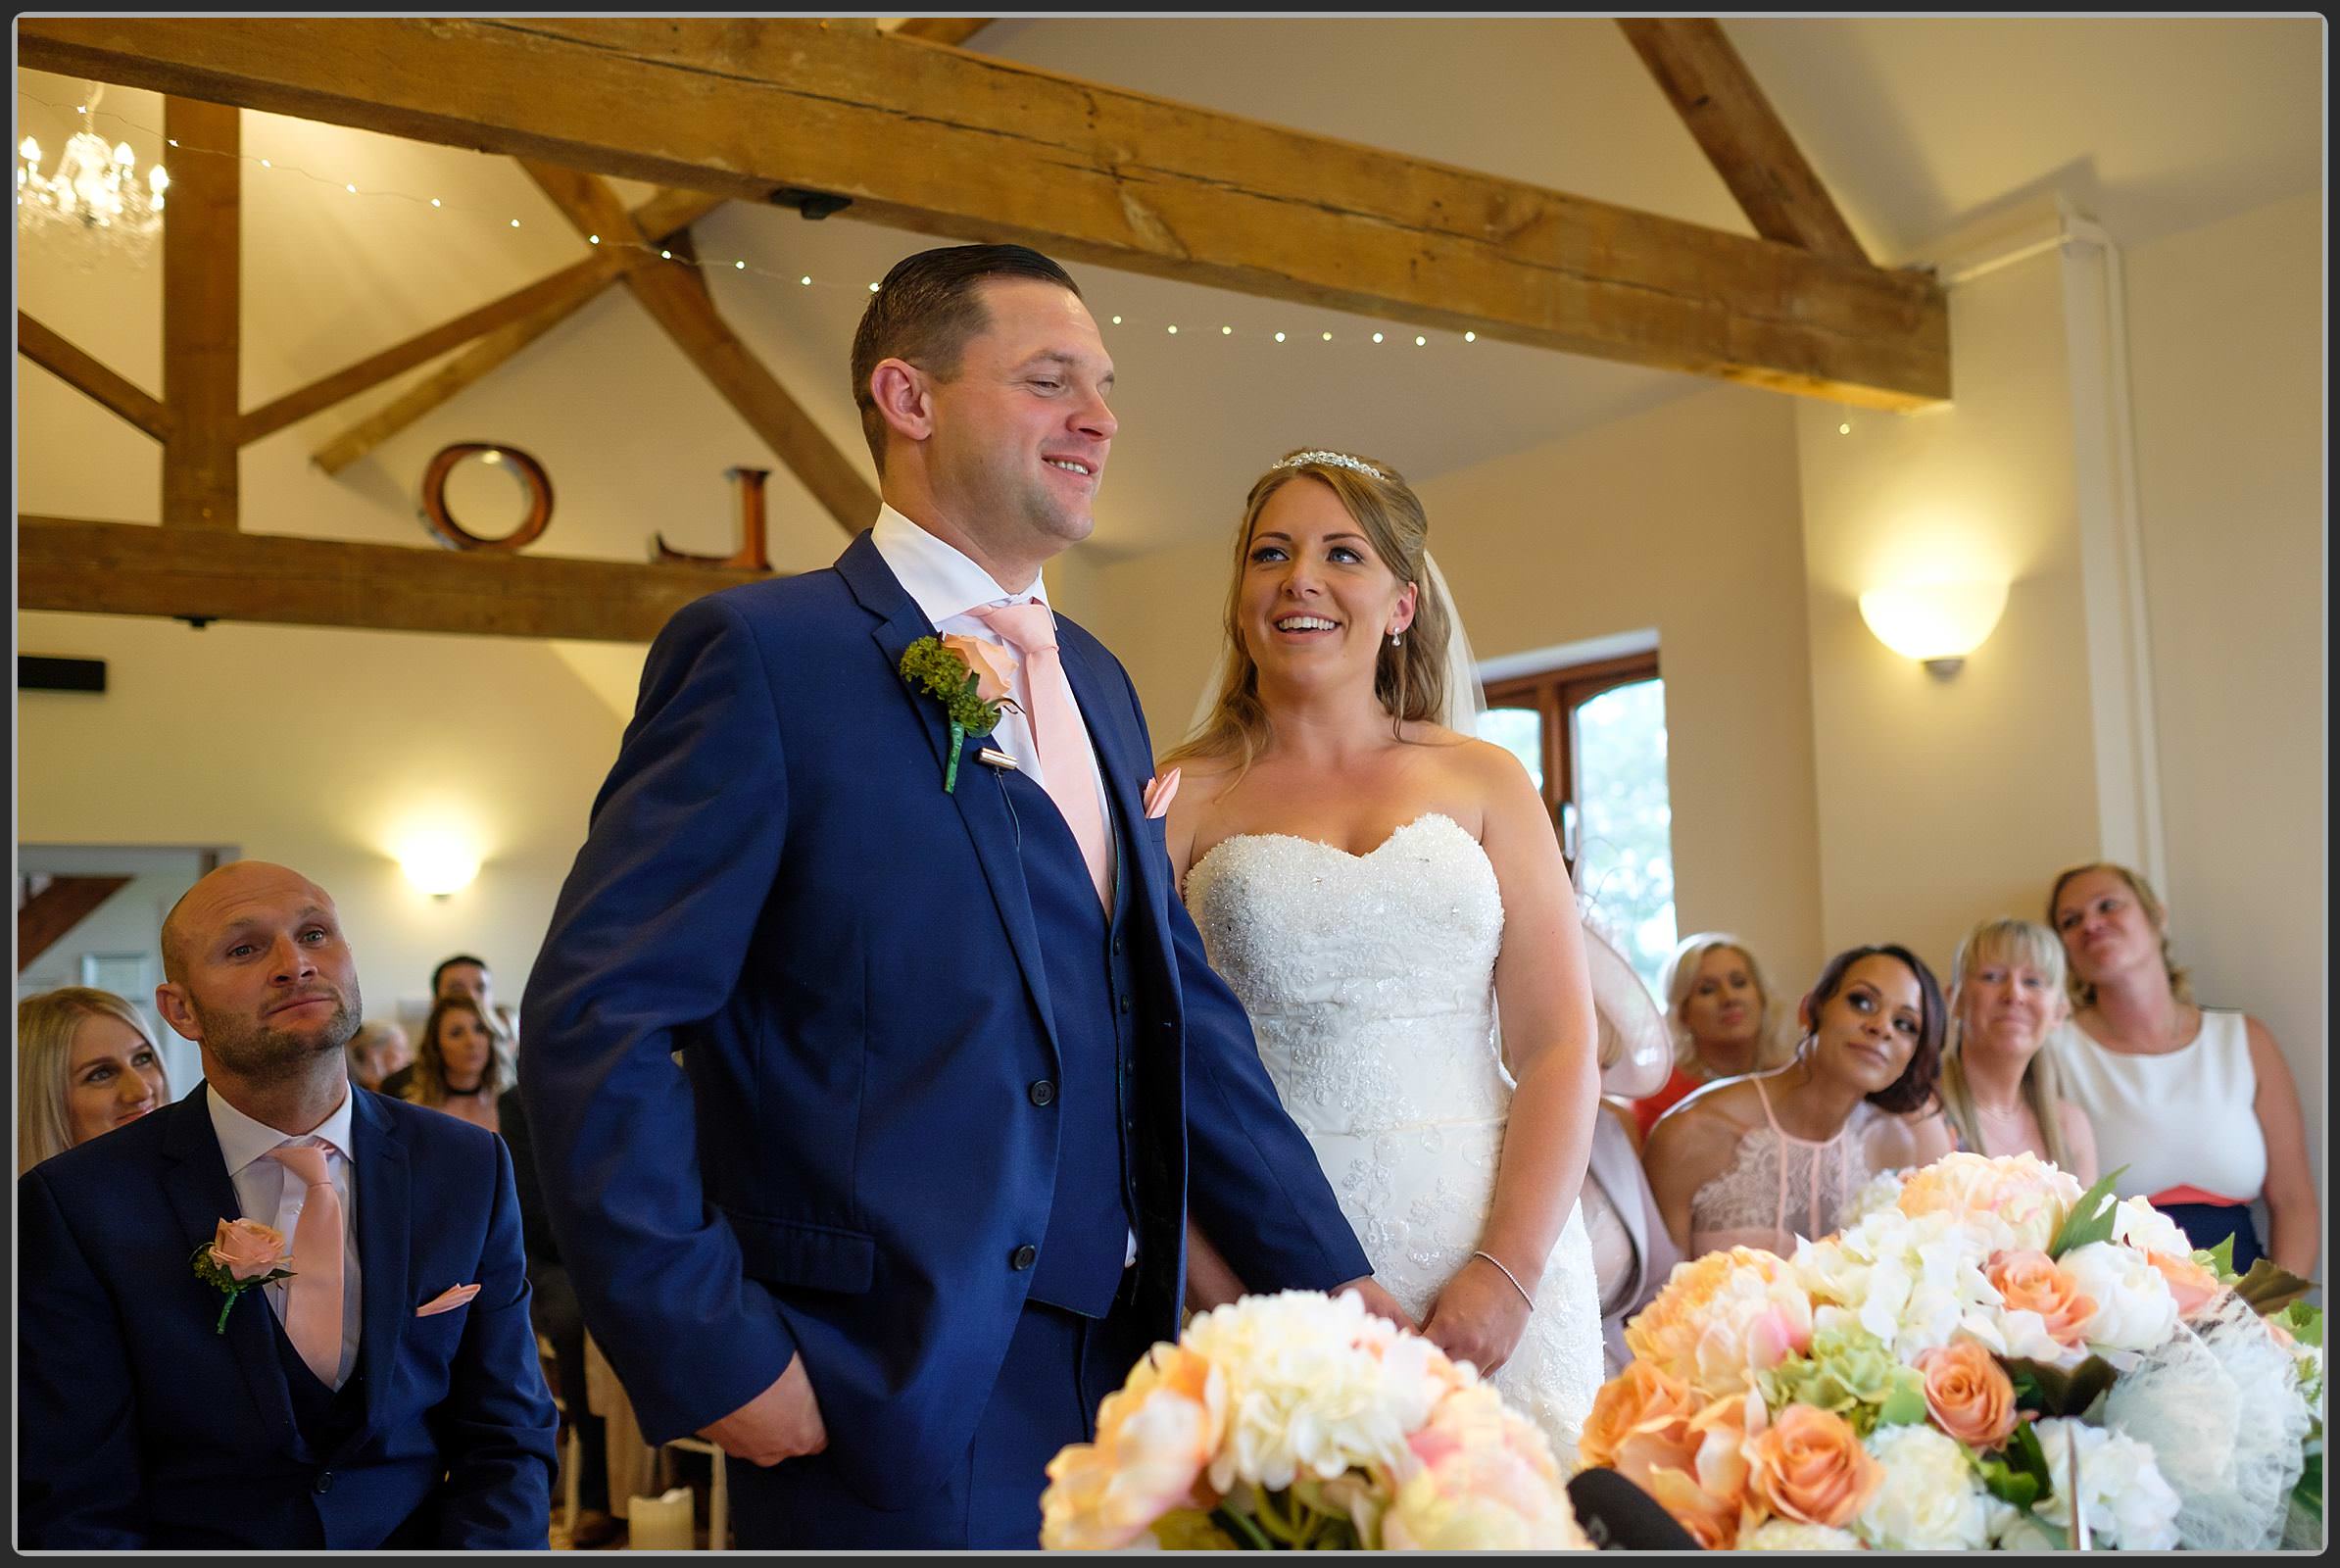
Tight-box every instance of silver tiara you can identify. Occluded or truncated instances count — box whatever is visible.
[1272,449,1385,480]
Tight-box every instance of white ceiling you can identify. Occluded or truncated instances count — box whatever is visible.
[14,17,2323,562]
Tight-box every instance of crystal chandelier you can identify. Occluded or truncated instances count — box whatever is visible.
[16,86,170,267]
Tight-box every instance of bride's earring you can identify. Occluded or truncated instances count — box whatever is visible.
[1389,630,1403,648]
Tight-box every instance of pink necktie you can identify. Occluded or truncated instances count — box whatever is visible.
[976,601,1112,907]
[267,1138,347,1389]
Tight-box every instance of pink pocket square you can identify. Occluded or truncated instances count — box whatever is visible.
[1143,767,1182,820]
[415,1283,481,1317]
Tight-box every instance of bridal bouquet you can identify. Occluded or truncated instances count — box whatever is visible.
[1583,1152,2323,1551]
[1039,1288,1590,1550]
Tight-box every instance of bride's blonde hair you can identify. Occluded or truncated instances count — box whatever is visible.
[1161,449,1454,780]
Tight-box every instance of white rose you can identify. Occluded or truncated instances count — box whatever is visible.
[2107,1196,2194,1259]
[1839,1167,1907,1231]
[1853,1423,1993,1550]
[2059,1243,2180,1352]
[1740,1519,1864,1550]
[1987,1499,2066,1551]
[2032,1418,2182,1550]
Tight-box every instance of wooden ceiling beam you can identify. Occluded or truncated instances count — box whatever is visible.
[1617,18,1869,267]
[303,187,725,473]
[160,96,240,529]
[19,515,763,643]
[884,19,996,48]
[19,313,172,441]
[520,159,877,535]
[22,17,1948,409]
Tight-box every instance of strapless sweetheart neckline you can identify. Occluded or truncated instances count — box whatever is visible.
[1187,809,1473,887]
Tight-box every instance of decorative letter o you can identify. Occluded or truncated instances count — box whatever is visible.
[419,443,554,552]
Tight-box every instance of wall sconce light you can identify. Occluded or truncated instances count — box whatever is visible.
[1857,580,2009,679]
[398,833,480,899]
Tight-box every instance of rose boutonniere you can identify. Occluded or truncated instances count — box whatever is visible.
[191,1218,296,1333]
[899,633,1019,794]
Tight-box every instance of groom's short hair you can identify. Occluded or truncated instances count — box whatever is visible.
[851,243,1082,471]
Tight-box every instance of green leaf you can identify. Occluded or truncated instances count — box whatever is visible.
[2195,1233,2238,1282]
[1976,1459,2042,1511]
[1212,1499,1274,1551]
[2293,1446,2321,1516]
[2235,1257,2318,1317]
[2003,1355,2120,1419]
[2008,1418,2049,1484]
[2047,1165,2128,1258]
[2280,1299,2324,1349]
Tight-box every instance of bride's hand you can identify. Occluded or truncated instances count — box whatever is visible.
[1421,1254,1535,1376]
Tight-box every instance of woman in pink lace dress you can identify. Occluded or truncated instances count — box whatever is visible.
[1643,944,1955,1260]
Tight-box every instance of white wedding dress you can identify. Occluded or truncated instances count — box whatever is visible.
[1185,811,1605,1465]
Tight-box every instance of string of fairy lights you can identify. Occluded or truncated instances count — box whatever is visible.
[16,85,1504,359]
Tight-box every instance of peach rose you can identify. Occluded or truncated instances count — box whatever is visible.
[2145,1250,2223,1321]
[1580,1361,1700,1477]
[209,1218,290,1282]
[1985,1250,2095,1348]
[940,633,1016,706]
[1645,1392,1760,1548]
[1040,1345,1224,1550]
[1914,1341,2018,1449]
[1626,1248,1808,1396]
[1746,1405,1882,1529]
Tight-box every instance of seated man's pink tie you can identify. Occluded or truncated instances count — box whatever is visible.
[976,601,1112,907]
[267,1138,346,1388]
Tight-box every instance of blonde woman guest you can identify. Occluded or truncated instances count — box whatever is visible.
[1646,944,1955,1260]
[18,987,173,1174]
[404,994,508,1136]
[1164,447,1604,1460]
[2047,861,2316,1275]
[345,1019,412,1095]
[1938,917,2097,1184]
[1630,933,1792,1140]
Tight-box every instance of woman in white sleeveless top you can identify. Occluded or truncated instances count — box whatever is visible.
[2045,862,2316,1275]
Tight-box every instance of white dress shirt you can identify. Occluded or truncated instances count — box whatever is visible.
[871,505,1137,1269]
[207,1083,364,1389]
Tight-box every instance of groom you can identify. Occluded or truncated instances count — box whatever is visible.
[520,243,1391,1548]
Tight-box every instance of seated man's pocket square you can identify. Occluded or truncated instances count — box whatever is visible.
[415,1283,481,1317]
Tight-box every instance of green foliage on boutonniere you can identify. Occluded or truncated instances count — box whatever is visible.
[900,635,1012,795]
[191,1239,296,1335]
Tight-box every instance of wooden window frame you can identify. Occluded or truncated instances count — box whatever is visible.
[1483,650,1661,874]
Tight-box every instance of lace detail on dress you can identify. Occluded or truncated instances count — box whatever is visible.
[1686,1087,1890,1257]
[1185,812,1604,1465]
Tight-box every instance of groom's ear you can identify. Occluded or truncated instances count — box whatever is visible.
[869,359,936,448]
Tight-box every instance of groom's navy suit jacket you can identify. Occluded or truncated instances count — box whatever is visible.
[520,530,1369,1507]
[17,1084,559,1547]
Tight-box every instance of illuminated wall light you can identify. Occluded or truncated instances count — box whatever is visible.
[588,233,600,244]
[1274,331,1286,342]
[429,198,441,208]
[398,833,481,899]
[734,260,746,270]
[1220,325,1231,335]
[1414,335,1426,347]
[868,281,880,292]
[1465,331,1477,343]
[660,248,672,259]
[1857,579,2010,680]
[1111,315,1122,324]
[1321,331,1333,342]
[345,182,357,194]
[800,275,811,285]
[1371,332,1384,343]
[1167,324,1178,334]
[509,218,520,228]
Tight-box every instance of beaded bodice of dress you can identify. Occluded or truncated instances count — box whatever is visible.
[1185,812,1511,1138]
[1183,811,1603,1463]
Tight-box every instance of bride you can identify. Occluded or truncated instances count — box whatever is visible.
[1159,448,1606,1463]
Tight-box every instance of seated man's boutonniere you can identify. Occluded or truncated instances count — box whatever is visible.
[899,633,1019,795]
[192,1218,296,1333]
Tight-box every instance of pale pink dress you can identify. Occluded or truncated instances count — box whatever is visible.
[1685,1076,1891,1259]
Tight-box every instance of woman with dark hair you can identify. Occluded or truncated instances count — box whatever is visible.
[1644,944,1955,1260]
[404,993,510,1136]
[2046,861,2316,1274]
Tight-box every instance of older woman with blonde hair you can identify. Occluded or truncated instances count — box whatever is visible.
[1938,916,2097,1183]
[18,987,172,1174]
[1629,932,1792,1140]
[2046,860,2315,1274]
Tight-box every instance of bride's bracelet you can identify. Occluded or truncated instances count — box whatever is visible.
[1471,1249,1536,1308]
